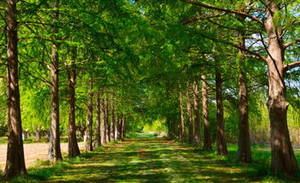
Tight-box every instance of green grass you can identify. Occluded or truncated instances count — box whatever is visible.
[0,136,72,145]
[0,137,6,144]
[1,137,300,182]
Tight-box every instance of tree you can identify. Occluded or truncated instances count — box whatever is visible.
[67,49,80,157]
[4,0,27,179]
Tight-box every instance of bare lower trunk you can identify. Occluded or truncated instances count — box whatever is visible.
[85,78,93,151]
[265,2,298,174]
[215,69,228,156]
[48,44,62,161]
[67,62,80,157]
[48,0,62,162]
[201,75,211,150]
[193,80,200,145]
[120,116,125,139]
[117,115,122,139]
[179,91,185,140]
[112,104,116,141]
[4,0,27,178]
[237,72,251,163]
[105,95,110,142]
[186,86,193,143]
[95,92,101,147]
[101,98,106,144]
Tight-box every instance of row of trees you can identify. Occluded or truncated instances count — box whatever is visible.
[1,0,137,179]
[0,0,299,180]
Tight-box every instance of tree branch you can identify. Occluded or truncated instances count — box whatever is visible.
[283,40,300,49]
[180,0,264,24]
[284,61,300,72]
[181,13,225,25]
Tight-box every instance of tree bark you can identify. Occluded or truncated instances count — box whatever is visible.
[95,92,101,147]
[215,68,228,156]
[265,1,298,174]
[117,115,122,139]
[237,72,251,163]
[48,0,62,162]
[201,75,211,150]
[111,103,116,141]
[179,91,185,140]
[186,85,194,143]
[193,80,200,145]
[237,26,251,163]
[105,95,110,142]
[101,97,106,144]
[67,58,80,157]
[4,0,27,178]
[85,78,93,151]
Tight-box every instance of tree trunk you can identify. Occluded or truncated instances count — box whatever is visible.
[122,117,126,138]
[215,69,228,156]
[111,103,116,141]
[193,80,200,145]
[117,115,122,139]
[101,97,106,144]
[67,59,80,157]
[95,92,101,147]
[48,0,62,162]
[201,75,211,150]
[179,91,185,140]
[85,78,93,151]
[35,128,41,140]
[265,2,298,174]
[237,72,251,163]
[186,86,194,143]
[101,96,108,144]
[120,116,125,139]
[105,95,110,142]
[48,45,62,161]
[4,0,27,178]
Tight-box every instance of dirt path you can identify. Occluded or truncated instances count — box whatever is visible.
[43,138,254,183]
[0,143,83,170]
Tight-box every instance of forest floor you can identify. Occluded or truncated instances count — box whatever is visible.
[3,135,300,183]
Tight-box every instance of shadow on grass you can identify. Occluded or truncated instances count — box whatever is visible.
[4,137,300,183]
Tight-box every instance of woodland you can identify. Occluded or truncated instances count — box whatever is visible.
[0,0,300,182]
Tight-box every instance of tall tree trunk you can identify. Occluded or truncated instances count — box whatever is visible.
[215,68,228,156]
[117,115,122,139]
[67,58,80,157]
[186,85,194,143]
[193,80,200,145]
[85,78,93,151]
[4,0,27,178]
[237,72,251,163]
[237,28,251,163]
[111,103,116,141]
[201,75,211,150]
[48,0,62,162]
[179,91,185,140]
[95,92,101,147]
[105,95,110,142]
[265,1,298,174]
[122,117,126,138]
[120,116,125,139]
[101,97,106,144]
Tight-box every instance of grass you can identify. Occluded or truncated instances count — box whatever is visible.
[1,135,300,182]
[0,136,72,145]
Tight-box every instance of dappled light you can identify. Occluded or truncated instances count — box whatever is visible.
[0,0,300,182]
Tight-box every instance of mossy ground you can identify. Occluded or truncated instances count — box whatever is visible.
[2,134,300,182]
